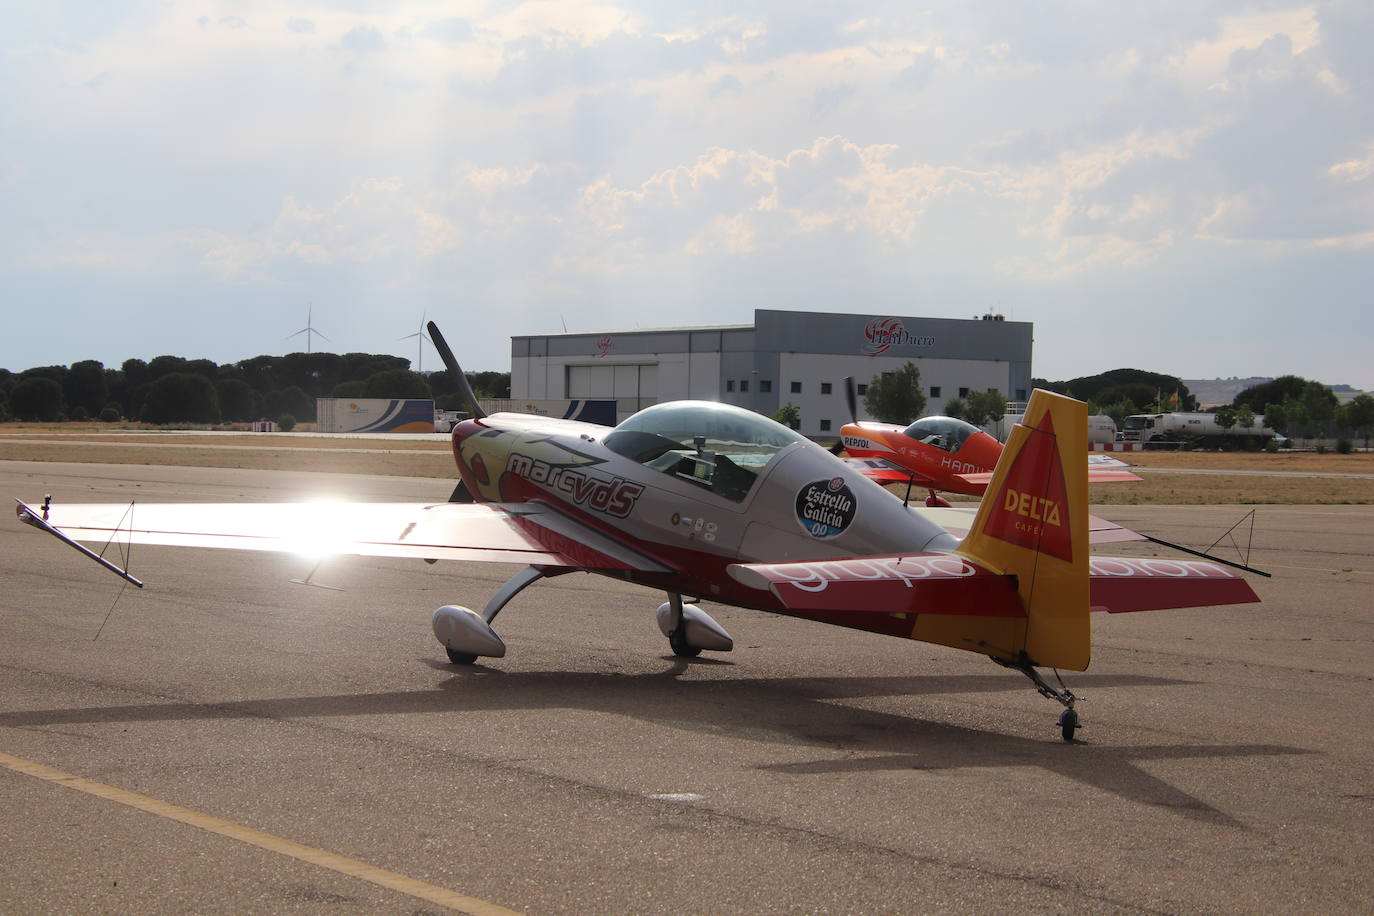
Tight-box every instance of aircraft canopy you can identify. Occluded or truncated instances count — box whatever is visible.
[604,401,806,502]
[901,416,981,453]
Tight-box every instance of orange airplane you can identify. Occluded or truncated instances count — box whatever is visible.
[837,381,1139,506]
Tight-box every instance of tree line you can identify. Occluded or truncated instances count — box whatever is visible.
[0,351,510,426]
[848,364,1374,449]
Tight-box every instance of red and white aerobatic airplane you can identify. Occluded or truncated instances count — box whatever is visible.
[15,324,1262,740]
[835,378,1140,507]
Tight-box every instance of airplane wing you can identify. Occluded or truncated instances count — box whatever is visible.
[729,553,1258,617]
[15,499,672,575]
[841,457,934,486]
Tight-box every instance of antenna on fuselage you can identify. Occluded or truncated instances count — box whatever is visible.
[427,321,487,420]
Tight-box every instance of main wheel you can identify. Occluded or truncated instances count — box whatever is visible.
[1058,708,1080,742]
[669,627,702,658]
[446,647,478,665]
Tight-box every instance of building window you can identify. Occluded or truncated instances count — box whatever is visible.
[1016,389,1026,401]
[740,379,749,393]
[760,380,772,393]
[929,386,941,398]
[959,387,969,397]
[856,383,868,396]
[790,381,802,394]
[819,419,832,432]
[726,380,735,393]
[820,382,832,395]
[789,418,801,430]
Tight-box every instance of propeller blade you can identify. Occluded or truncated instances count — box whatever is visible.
[844,376,858,424]
[427,321,487,420]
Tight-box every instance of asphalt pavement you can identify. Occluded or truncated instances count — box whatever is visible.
[2,460,1371,914]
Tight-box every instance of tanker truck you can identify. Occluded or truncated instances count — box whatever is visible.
[1119,412,1276,448]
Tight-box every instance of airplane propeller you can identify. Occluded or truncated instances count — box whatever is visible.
[428,321,487,420]
[829,376,859,455]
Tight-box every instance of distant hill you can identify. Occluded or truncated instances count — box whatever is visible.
[1185,377,1366,408]
[1183,378,1273,408]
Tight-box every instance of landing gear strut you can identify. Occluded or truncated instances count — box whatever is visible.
[993,653,1082,741]
[433,566,549,665]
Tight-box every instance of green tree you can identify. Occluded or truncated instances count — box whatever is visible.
[467,371,511,399]
[215,379,258,422]
[1099,398,1138,429]
[1234,376,1311,412]
[771,403,800,429]
[863,363,926,424]
[1285,400,1311,445]
[941,397,967,420]
[963,390,1006,427]
[263,385,315,422]
[1214,406,1237,432]
[10,377,64,421]
[1262,402,1287,438]
[1235,404,1256,433]
[363,369,431,399]
[63,360,108,416]
[141,373,220,424]
[147,355,189,379]
[1054,369,1195,411]
[331,380,367,398]
[1341,394,1374,449]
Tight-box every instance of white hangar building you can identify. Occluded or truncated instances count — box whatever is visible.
[510,309,1033,439]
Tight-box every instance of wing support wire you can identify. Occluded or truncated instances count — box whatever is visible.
[1141,509,1271,578]
[15,497,145,588]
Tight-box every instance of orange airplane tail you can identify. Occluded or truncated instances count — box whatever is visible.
[945,388,1091,671]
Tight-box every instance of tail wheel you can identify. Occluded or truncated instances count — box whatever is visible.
[1058,707,1080,742]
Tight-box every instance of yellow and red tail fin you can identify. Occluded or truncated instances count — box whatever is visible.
[952,389,1091,670]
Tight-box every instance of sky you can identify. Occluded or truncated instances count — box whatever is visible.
[2,1,1372,387]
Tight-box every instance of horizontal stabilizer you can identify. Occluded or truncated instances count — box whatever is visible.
[729,553,1024,618]
[1089,556,1260,612]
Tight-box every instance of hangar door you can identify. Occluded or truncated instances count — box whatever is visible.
[567,363,658,413]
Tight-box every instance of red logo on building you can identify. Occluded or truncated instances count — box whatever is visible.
[595,335,613,358]
[862,318,934,355]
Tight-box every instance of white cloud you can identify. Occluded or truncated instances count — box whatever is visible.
[2,1,1372,387]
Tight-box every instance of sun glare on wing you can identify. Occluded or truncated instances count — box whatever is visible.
[281,500,356,559]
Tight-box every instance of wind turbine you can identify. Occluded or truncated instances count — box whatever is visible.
[398,309,432,373]
[285,304,330,353]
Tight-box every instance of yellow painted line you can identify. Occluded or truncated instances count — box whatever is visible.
[0,750,518,916]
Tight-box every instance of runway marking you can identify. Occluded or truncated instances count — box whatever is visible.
[0,750,518,916]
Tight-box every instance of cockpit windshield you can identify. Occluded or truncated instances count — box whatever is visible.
[900,416,980,453]
[604,401,806,502]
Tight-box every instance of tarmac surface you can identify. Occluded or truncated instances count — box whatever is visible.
[2,460,1371,914]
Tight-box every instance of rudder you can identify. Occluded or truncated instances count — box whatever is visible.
[953,389,1091,670]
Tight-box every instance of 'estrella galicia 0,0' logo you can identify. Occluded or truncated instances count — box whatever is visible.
[796,477,857,539]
